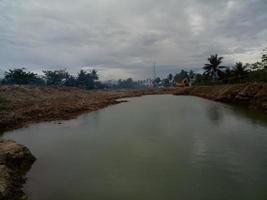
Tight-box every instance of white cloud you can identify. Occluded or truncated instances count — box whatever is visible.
[186,8,205,36]
[226,1,236,10]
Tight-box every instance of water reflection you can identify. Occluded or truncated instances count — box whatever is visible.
[206,104,224,125]
[2,95,267,200]
[227,105,267,128]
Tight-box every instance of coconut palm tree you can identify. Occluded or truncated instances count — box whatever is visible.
[203,54,225,80]
[262,48,267,69]
[232,62,248,82]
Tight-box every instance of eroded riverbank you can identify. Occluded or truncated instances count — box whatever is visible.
[175,83,267,114]
[0,83,267,199]
[3,95,267,200]
[1,83,266,133]
[0,86,181,133]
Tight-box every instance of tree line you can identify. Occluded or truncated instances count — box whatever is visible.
[0,68,147,89]
[193,48,267,85]
[164,47,267,86]
[0,69,102,89]
[1,47,266,88]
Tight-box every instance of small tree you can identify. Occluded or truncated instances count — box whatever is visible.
[153,77,161,86]
[43,69,69,86]
[2,68,44,85]
[117,78,135,88]
[64,75,77,87]
[163,78,170,87]
[174,70,188,83]
[250,62,263,71]
[262,48,267,69]
[168,74,173,81]
[76,70,99,89]
[232,62,248,82]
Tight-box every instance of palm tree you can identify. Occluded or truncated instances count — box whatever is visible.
[203,54,225,80]
[262,48,267,69]
[168,73,173,81]
[232,62,248,82]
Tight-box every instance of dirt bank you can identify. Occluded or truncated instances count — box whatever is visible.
[1,84,266,133]
[0,139,35,200]
[0,86,181,133]
[175,83,267,113]
[0,84,266,199]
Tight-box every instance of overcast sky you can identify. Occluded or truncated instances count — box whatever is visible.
[0,0,266,80]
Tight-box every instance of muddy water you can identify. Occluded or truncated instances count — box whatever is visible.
[3,95,267,200]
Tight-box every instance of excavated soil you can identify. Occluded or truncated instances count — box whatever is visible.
[175,83,267,113]
[0,84,266,199]
[0,86,181,133]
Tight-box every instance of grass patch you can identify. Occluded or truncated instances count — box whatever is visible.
[0,94,10,111]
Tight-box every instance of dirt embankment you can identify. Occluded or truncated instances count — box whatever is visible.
[0,84,266,133]
[0,86,181,133]
[0,84,266,199]
[0,139,35,200]
[175,83,267,113]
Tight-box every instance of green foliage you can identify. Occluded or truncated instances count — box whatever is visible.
[1,47,266,88]
[262,48,267,69]
[168,73,173,81]
[231,62,249,82]
[2,68,44,85]
[174,70,189,83]
[1,68,100,90]
[94,81,105,89]
[189,70,194,79]
[203,54,225,80]
[117,78,135,88]
[42,69,99,89]
[64,75,77,87]
[194,50,267,85]
[193,74,212,85]
[248,68,267,82]
[116,78,150,89]
[158,74,174,87]
[76,70,99,89]
[43,69,69,86]
[0,94,9,111]
[162,78,169,87]
[154,77,161,84]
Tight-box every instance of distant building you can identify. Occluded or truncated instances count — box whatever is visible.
[176,78,191,87]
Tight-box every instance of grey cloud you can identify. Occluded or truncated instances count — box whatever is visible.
[0,0,266,79]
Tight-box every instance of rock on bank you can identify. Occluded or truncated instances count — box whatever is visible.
[0,139,35,200]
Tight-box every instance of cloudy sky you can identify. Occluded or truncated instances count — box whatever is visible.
[0,0,266,80]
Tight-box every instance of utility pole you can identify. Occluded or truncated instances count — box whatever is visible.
[152,62,157,88]
[153,62,156,80]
